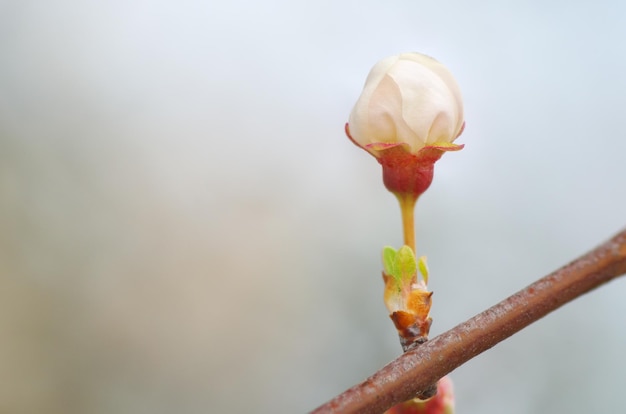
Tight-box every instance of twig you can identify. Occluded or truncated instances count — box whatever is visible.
[311,228,626,414]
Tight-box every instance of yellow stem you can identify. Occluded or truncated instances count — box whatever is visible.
[396,194,418,252]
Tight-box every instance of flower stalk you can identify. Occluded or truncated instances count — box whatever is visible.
[397,193,417,252]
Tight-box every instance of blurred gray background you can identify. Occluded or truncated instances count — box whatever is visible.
[1,1,626,413]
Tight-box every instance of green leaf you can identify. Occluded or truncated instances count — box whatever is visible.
[382,246,398,278]
[396,245,417,283]
[418,255,429,284]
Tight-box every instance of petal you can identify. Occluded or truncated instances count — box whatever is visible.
[362,55,400,89]
[387,60,460,149]
[348,56,401,148]
[400,53,465,139]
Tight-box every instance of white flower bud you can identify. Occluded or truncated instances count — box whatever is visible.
[348,52,464,155]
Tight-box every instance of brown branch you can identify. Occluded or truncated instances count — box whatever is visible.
[311,228,626,414]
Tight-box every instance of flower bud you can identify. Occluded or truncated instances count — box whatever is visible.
[385,376,455,414]
[382,246,432,349]
[346,52,465,198]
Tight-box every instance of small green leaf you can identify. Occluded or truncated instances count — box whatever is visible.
[396,245,417,283]
[418,255,429,284]
[382,246,398,278]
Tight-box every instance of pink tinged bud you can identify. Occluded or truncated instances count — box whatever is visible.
[384,376,455,414]
[346,52,465,199]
